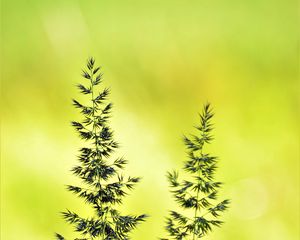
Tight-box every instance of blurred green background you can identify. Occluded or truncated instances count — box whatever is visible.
[1,0,299,239]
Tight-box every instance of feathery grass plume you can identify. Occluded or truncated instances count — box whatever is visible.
[56,58,147,240]
[161,103,230,240]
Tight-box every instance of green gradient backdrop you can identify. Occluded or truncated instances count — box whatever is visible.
[1,0,299,239]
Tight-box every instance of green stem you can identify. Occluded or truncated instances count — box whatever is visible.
[90,72,99,156]
[192,149,203,240]
[90,70,107,240]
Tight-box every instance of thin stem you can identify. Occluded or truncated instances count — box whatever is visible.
[192,148,203,240]
[90,69,107,240]
[90,72,99,157]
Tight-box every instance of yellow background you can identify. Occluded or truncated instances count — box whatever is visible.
[1,0,299,239]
